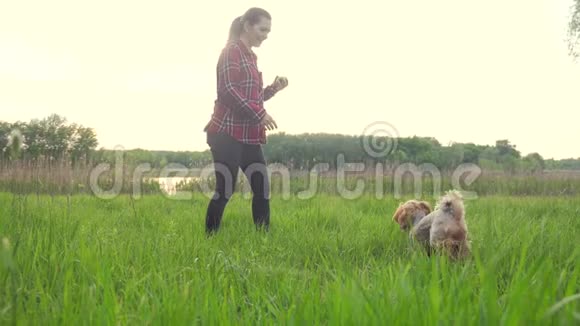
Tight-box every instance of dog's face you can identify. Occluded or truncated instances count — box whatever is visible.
[392,200,432,231]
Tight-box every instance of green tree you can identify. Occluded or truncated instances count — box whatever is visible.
[523,152,545,174]
[461,143,486,164]
[40,114,75,160]
[0,123,27,161]
[7,129,25,160]
[495,139,520,159]
[569,0,580,59]
[438,144,465,169]
[0,122,10,161]
[22,119,46,160]
[70,126,98,165]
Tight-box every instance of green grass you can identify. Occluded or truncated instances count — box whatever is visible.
[1,191,579,325]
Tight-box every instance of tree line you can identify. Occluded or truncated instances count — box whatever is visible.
[1,114,579,172]
[1,114,98,164]
[262,133,578,173]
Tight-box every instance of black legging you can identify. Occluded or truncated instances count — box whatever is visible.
[205,132,270,233]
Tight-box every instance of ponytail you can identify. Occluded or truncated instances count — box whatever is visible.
[228,16,244,42]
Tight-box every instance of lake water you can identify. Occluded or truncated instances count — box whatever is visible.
[145,177,200,195]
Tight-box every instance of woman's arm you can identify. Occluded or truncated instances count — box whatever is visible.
[217,45,266,123]
[263,85,278,101]
[263,76,288,101]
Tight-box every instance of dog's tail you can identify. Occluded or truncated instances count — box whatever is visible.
[436,190,464,218]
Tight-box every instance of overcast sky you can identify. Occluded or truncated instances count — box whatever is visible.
[1,0,579,159]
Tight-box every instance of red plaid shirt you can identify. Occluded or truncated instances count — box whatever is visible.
[204,39,279,144]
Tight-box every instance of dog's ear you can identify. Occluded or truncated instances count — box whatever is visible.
[418,201,432,213]
[392,202,403,221]
[392,205,405,224]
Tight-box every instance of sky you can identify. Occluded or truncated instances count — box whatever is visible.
[1,0,579,160]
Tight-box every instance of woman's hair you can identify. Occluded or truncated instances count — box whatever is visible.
[228,7,271,42]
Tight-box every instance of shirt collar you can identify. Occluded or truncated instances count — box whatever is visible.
[233,39,256,58]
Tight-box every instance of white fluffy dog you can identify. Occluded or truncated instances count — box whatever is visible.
[411,190,471,260]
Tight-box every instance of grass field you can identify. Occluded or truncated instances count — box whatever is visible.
[1,191,579,325]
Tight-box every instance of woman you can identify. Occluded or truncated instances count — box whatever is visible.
[203,7,288,234]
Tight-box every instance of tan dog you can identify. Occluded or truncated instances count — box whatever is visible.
[411,190,471,260]
[392,200,432,232]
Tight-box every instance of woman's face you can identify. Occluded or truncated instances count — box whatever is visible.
[245,16,271,47]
